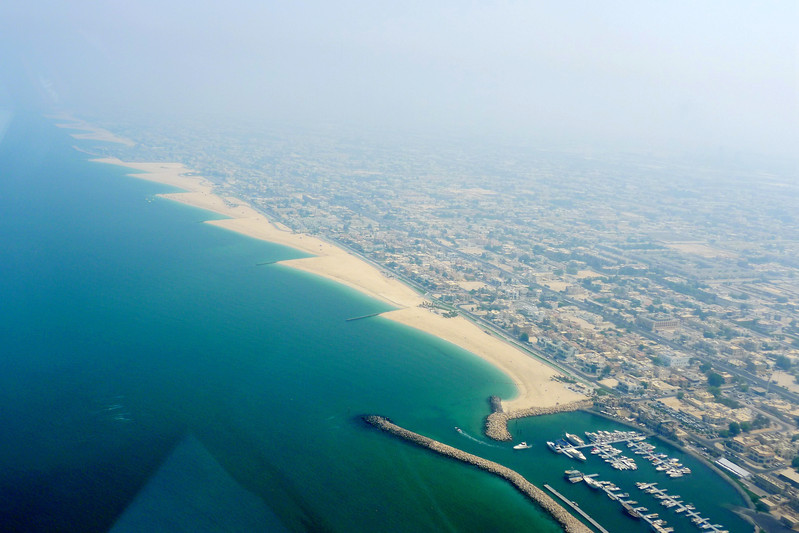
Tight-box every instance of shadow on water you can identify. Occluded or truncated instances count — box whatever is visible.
[195,405,335,533]
[0,424,182,533]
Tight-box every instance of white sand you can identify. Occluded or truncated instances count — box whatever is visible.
[54,120,136,147]
[94,157,586,411]
[384,308,586,411]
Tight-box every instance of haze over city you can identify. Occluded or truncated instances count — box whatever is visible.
[1,2,798,533]
[1,1,796,158]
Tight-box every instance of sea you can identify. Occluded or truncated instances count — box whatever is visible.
[0,112,751,532]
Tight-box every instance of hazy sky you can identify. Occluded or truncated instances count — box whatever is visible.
[1,1,796,157]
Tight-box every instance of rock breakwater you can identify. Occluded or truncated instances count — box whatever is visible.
[489,395,504,413]
[485,399,594,441]
[362,415,591,533]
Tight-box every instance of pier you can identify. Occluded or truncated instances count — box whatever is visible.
[544,484,609,533]
[363,415,591,533]
[634,482,727,532]
[345,312,383,322]
[572,437,640,450]
[255,260,278,266]
[566,473,676,533]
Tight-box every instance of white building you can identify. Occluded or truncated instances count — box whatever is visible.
[662,352,691,368]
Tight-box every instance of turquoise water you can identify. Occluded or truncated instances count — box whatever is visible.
[0,113,749,532]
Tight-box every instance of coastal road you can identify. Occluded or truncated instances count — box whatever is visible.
[326,235,594,388]
[250,200,799,408]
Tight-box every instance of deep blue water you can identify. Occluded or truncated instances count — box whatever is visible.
[0,113,749,532]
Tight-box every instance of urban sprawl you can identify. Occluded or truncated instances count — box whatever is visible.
[93,117,799,527]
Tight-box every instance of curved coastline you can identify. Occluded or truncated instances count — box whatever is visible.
[91,156,587,412]
[69,134,751,533]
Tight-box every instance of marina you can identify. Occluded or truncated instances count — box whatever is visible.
[379,415,735,533]
[546,429,647,470]
[544,425,734,533]
[628,441,691,478]
[544,429,692,477]
[504,410,750,533]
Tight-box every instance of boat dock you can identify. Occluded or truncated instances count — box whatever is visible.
[619,497,673,533]
[550,429,692,477]
[634,482,727,532]
[544,484,609,533]
[571,437,637,450]
[571,472,676,533]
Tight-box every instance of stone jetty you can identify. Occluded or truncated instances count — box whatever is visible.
[485,399,594,441]
[489,395,504,414]
[363,415,591,533]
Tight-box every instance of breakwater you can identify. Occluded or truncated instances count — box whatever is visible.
[362,415,591,533]
[345,311,383,322]
[489,395,504,413]
[485,398,594,441]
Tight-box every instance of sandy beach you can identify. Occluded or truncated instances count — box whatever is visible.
[93,157,586,412]
[384,308,585,411]
[53,116,136,147]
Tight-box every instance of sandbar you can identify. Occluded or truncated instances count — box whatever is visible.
[93,157,586,412]
[53,116,136,146]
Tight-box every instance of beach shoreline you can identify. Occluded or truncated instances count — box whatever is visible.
[91,156,587,413]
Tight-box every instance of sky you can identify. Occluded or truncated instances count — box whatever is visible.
[0,0,796,157]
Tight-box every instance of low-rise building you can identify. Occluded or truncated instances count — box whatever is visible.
[661,351,691,368]
[728,436,752,454]
[637,314,681,332]
[780,513,799,529]
[777,468,799,489]
[753,473,787,495]
[748,445,777,466]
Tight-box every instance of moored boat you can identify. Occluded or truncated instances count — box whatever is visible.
[563,446,587,461]
[584,476,602,490]
[564,469,584,483]
[621,501,642,519]
[565,432,585,446]
[547,441,563,453]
